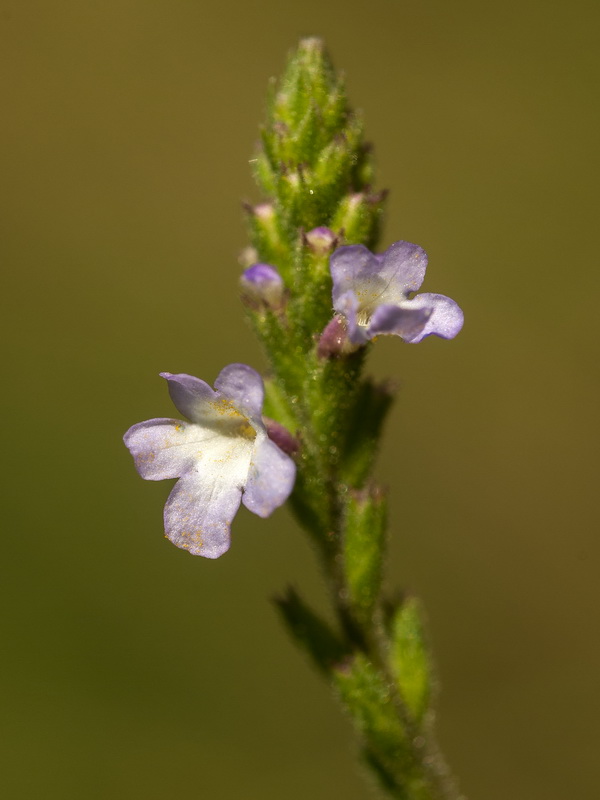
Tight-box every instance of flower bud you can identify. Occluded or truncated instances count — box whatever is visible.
[317,315,351,358]
[304,226,338,255]
[331,191,386,246]
[264,417,299,457]
[240,263,285,312]
[253,201,276,221]
[238,246,259,269]
[245,202,288,267]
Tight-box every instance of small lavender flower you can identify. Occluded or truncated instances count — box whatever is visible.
[124,364,296,558]
[240,263,285,311]
[330,241,464,345]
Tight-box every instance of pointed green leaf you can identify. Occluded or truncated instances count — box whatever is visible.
[274,587,348,674]
[340,378,396,488]
[389,597,433,726]
[343,487,387,622]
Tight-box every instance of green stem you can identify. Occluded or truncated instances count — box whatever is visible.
[292,428,458,799]
[247,37,462,800]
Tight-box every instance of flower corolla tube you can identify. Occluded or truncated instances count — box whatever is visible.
[124,364,296,558]
[330,241,464,345]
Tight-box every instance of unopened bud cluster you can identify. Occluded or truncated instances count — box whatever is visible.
[240,41,391,423]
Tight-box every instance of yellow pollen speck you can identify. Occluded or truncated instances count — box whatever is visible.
[211,397,245,419]
[208,397,256,440]
[179,529,204,547]
[239,421,255,439]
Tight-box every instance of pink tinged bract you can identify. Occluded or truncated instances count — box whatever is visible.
[123,364,296,558]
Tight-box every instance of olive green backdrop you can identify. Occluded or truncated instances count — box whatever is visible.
[2,2,598,798]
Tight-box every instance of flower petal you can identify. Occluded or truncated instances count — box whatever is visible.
[378,241,428,296]
[369,304,433,341]
[401,293,464,343]
[164,472,242,558]
[242,437,296,518]
[330,245,379,306]
[214,363,265,421]
[160,372,217,423]
[336,290,370,345]
[123,418,203,480]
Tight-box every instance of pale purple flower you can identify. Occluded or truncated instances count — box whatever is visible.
[124,364,296,559]
[330,241,464,345]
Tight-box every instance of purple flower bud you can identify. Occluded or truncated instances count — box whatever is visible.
[240,263,285,311]
[264,418,299,457]
[304,227,338,254]
[317,315,350,359]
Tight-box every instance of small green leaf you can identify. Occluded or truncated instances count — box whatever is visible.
[332,654,417,782]
[331,191,386,248]
[340,378,396,488]
[263,377,298,434]
[274,586,348,674]
[343,487,387,623]
[389,597,433,726]
[333,656,439,799]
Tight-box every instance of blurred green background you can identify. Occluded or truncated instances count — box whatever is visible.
[2,1,598,798]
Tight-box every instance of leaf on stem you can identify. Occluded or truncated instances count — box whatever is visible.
[387,596,433,727]
[273,586,349,675]
[343,486,387,624]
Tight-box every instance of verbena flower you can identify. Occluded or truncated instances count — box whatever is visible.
[330,241,464,345]
[123,364,296,558]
